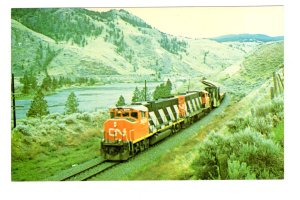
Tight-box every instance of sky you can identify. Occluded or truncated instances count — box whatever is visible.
[89,6,284,38]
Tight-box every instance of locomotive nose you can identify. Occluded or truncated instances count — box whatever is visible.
[104,119,132,142]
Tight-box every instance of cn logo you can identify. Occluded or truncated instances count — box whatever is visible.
[108,128,127,137]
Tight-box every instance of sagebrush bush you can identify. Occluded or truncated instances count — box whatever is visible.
[192,128,284,180]
[47,113,61,120]
[250,116,273,136]
[227,160,256,179]
[63,114,77,124]
[227,117,251,133]
[270,96,284,115]
[14,124,31,136]
[76,112,92,122]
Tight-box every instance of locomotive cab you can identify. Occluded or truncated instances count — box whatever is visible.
[110,108,140,122]
[101,105,150,160]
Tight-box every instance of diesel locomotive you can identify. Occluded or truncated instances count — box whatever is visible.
[100,80,225,161]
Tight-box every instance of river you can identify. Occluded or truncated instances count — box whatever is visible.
[15,81,183,119]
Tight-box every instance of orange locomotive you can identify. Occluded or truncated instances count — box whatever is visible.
[100,80,225,161]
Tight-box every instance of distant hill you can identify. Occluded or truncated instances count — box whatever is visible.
[210,34,284,43]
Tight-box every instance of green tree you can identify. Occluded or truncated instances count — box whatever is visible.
[140,86,151,101]
[131,87,141,103]
[27,88,49,117]
[165,78,172,96]
[153,79,173,100]
[51,77,58,90]
[41,75,52,91]
[88,78,96,85]
[20,72,30,94]
[28,72,37,90]
[153,83,164,100]
[65,92,79,114]
[116,95,126,107]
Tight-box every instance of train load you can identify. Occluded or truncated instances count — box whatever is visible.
[100,80,225,161]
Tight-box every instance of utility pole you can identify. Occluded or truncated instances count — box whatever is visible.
[11,73,16,128]
[144,80,147,101]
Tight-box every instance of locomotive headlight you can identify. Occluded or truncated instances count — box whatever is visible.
[114,121,117,127]
[118,139,122,143]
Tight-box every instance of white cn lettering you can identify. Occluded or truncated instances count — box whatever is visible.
[108,128,127,137]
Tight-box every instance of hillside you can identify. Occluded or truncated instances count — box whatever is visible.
[11,8,247,84]
[220,41,284,100]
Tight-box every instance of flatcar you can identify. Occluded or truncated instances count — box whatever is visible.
[100,80,225,160]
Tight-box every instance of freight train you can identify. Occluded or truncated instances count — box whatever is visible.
[100,80,225,161]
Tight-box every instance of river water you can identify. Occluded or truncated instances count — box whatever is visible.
[15,82,166,119]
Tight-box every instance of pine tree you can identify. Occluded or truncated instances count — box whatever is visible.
[41,75,52,91]
[52,77,58,90]
[153,79,173,100]
[65,91,79,114]
[140,86,151,101]
[153,83,164,100]
[29,72,37,90]
[131,87,141,103]
[116,95,126,107]
[165,78,172,96]
[20,72,30,94]
[27,88,49,117]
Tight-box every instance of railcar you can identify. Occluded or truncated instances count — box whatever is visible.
[100,80,225,161]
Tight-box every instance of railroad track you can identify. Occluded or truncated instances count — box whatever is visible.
[47,158,119,181]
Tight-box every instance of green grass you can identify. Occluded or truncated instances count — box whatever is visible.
[11,112,107,181]
[12,137,100,181]
[272,121,284,146]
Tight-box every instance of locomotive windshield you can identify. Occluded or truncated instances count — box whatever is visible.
[109,108,139,120]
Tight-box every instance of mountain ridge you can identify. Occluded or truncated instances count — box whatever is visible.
[12,8,272,84]
[210,34,284,43]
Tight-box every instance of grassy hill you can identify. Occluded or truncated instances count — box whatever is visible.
[220,41,284,100]
[11,8,247,85]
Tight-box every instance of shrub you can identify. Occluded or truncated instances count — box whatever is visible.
[76,112,92,122]
[253,96,283,119]
[271,121,284,147]
[191,131,231,179]
[74,125,83,133]
[254,104,271,117]
[63,115,77,124]
[14,124,31,136]
[227,117,251,133]
[249,116,273,136]
[57,123,66,130]
[191,128,284,180]
[231,129,283,179]
[47,113,61,120]
[53,134,66,147]
[270,96,284,115]
[227,160,256,179]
